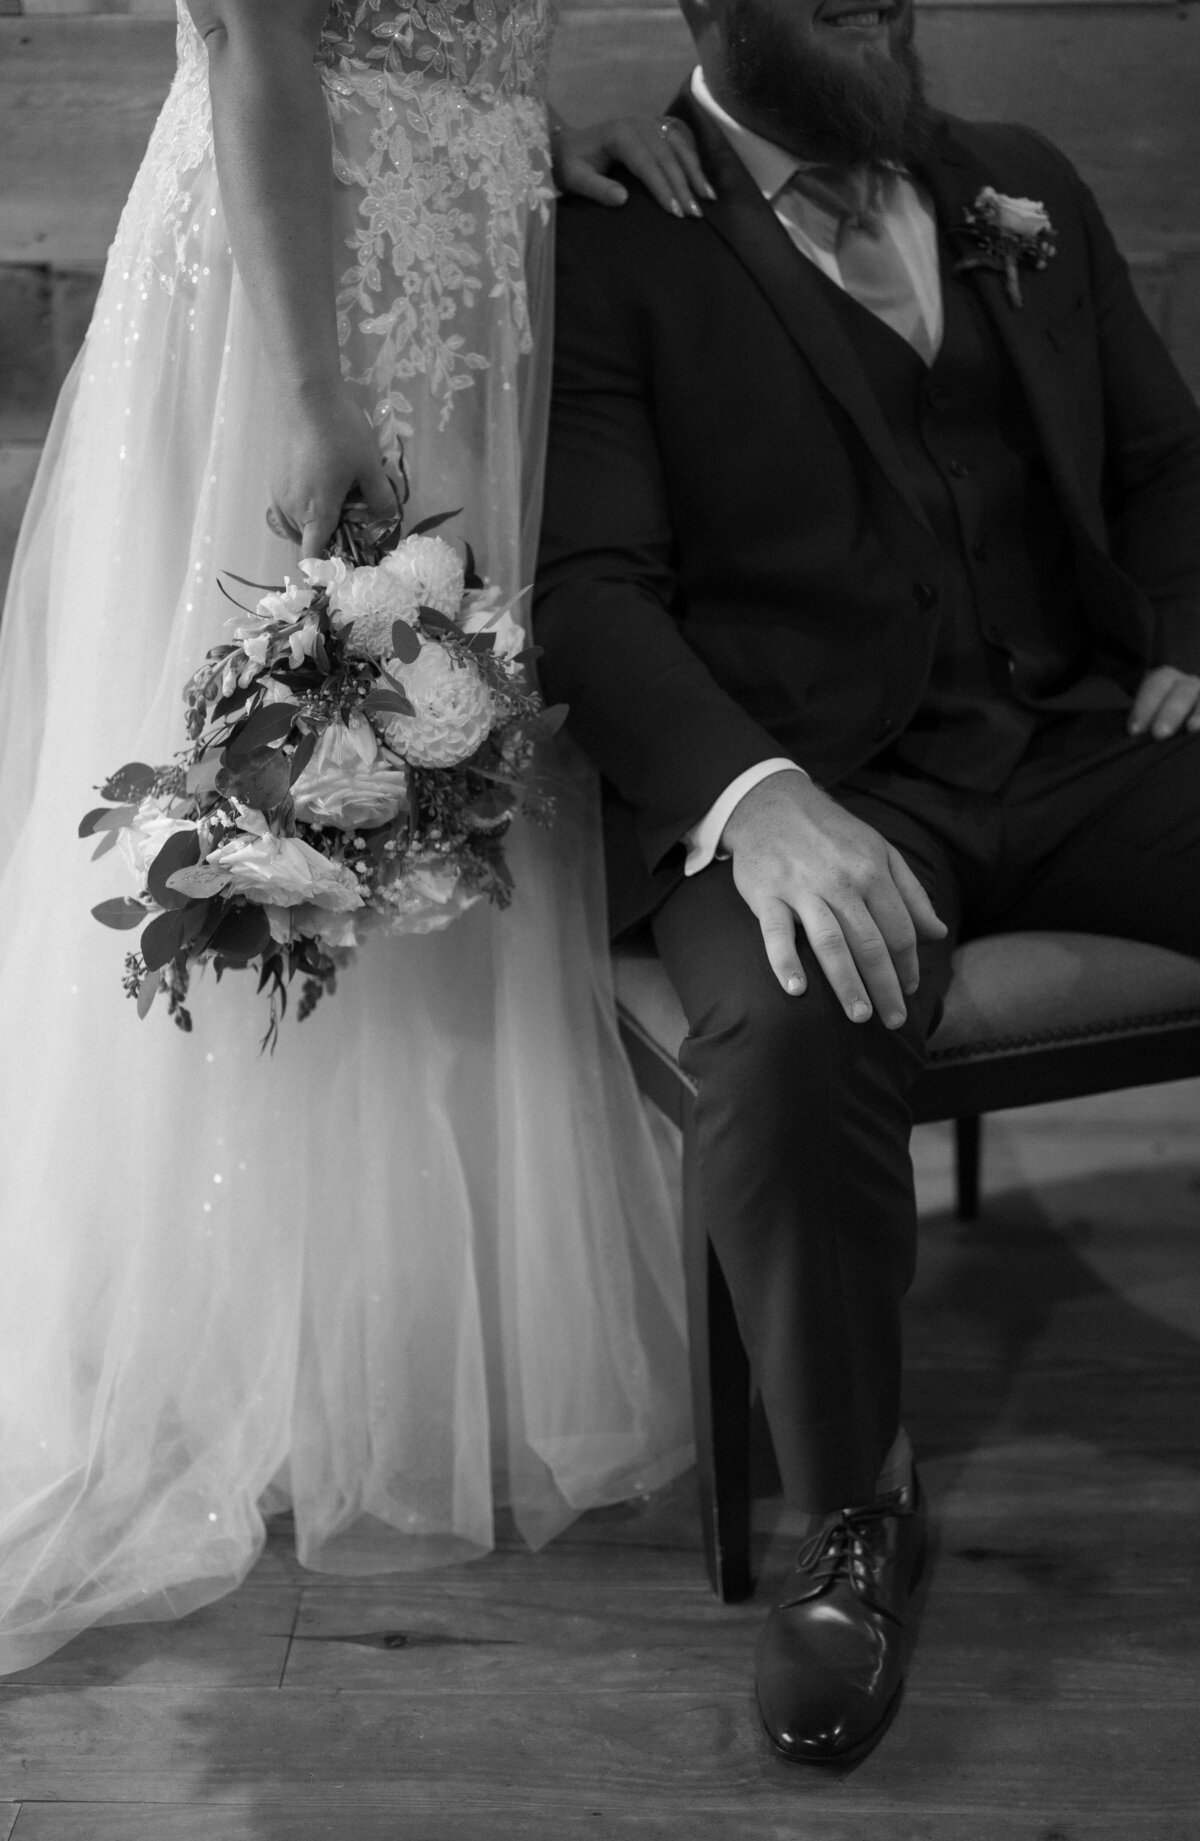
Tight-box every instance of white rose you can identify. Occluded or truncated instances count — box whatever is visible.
[330,563,422,659]
[298,555,350,594]
[378,642,494,767]
[257,580,315,624]
[380,535,465,618]
[291,714,409,832]
[982,188,1051,239]
[207,827,364,911]
[118,799,200,889]
[459,586,527,663]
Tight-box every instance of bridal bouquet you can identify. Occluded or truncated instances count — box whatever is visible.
[82,509,559,1043]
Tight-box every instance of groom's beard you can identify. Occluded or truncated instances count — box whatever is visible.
[725,6,933,168]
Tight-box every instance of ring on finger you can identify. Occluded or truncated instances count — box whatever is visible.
[659,116,680,139]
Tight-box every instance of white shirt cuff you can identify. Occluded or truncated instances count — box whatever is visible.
[683,760,808,875]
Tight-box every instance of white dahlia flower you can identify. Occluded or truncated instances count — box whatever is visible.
[380,643,494,767]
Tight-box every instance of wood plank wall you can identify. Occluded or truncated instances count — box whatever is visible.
[2,0,1198,593]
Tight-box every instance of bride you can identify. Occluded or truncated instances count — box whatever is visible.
[0,0,708,1675]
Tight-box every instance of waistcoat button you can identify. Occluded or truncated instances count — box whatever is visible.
[946,458,971,479]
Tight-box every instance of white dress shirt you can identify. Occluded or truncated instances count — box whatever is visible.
[682,65,944,874]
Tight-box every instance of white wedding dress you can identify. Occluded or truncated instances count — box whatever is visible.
[0,0,691,1675]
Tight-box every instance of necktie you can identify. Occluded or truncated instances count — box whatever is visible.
[782,166,937,364]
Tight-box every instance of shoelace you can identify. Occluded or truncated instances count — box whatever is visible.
[784,1496,906,1610]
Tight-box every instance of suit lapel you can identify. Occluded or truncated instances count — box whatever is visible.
[916,123,1091,526]
[676,94,934,539]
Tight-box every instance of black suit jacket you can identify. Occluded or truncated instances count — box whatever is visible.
[534,97,1200,933]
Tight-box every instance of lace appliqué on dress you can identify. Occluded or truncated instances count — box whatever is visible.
[106,14,214,304]
[320,1,558,449]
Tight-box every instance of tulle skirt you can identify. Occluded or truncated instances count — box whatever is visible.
[0,72,691,1677]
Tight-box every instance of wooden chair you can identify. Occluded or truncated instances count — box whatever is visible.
[613,930,1200,1602]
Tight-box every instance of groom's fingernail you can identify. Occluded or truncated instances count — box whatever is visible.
[850,1001,871,1022]
[786,974,804,994]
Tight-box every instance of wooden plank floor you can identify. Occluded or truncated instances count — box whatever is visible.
[2,1080,1198,1838]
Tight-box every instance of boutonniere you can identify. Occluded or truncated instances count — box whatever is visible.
[949,186,1057,309]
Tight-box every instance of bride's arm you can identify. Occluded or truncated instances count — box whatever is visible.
[185,0,395,555]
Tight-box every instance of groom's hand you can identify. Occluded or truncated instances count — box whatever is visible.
[721,773,948,1029]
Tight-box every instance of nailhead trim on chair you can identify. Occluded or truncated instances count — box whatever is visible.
[927,1005,1200,1064]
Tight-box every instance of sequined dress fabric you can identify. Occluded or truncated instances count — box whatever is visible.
[0,1,690,1674]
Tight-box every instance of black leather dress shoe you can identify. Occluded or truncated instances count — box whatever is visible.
[754,1471,928,1765]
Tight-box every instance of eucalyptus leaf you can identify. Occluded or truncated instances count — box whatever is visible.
[228,748,293,813]
[79,804,136,839]
[389,620,422,665]
[208,904,271,964]
[210,682,255,723]
[288,729,319,786]
[224,702,300,769]
[166,865,233,900]
[141,907,187,973]
[416,606,457,636]
[92,897,148,931]
[180,897,218,945]
[91,830,119,861]
[137,966,164,1020]
[147,828,202,911]
[99,762,157,803]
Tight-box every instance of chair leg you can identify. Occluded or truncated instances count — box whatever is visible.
[955,1113,983,1220]
[683,1107,754,1603]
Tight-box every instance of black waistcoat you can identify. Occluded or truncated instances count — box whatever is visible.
[814,242,1128,790]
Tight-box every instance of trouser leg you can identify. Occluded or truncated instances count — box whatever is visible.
[650,811,959,1514]
[989,714,1200,950]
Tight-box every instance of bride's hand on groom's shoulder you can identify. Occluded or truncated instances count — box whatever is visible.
[721,772,948,1031]
[269,380,398,559]
[551,115,716,219]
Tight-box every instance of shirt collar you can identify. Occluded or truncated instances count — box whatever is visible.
[690,65,803,202]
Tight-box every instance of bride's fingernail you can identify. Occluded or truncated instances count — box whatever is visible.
[786,974,804,994]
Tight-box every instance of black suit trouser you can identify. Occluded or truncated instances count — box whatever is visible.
[648,711,1200,1513]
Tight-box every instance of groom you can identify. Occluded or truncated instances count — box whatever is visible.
[535,0,1200,1765]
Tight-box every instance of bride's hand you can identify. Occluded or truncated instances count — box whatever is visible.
[552,115,716,219]
[269,380,398,558]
